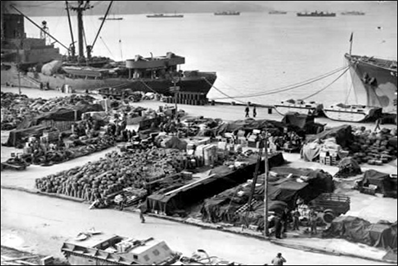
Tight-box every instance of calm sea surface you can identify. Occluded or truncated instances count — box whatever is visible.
[24,11,397,107]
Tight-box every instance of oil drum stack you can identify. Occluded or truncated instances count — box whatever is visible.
[164,92,208,105]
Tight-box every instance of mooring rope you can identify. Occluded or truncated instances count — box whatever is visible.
[302,67,350,100]
[211,66,348,100]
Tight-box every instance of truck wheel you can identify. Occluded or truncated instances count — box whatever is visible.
[109,96,114,100]
[103,96,108,99]
[322,209,335,223]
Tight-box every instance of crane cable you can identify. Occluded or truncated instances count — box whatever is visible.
[139,79,161,94]
[100,36,114,58]
[211,66,348,100]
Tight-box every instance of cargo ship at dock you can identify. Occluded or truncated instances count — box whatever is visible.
[344,53,397,115]
[1,1,215,99]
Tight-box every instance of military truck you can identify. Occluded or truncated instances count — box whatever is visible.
[309,193,350,223]
[98,87,142,102]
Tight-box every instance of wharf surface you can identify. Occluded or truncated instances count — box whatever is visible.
[1,86,397,264]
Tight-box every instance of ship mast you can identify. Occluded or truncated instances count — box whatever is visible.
[68,0,113,61]
[69,1,92,59]
[65,1,76,58]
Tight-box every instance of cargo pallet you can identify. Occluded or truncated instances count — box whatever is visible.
[164,92,208,106]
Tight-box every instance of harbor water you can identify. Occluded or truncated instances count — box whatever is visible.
[24,9,397,107]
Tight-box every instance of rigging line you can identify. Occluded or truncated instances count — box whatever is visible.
[302,67,350,100]
[138,80,160,94]
[92,0,113,49]
[119,40,123,61]
[345,82,354,105]
[351,63,359,104]
[10,5,70,52]
[212,66,348,100]
[100,37,114,58]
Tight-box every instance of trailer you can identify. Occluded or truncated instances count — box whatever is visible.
[309,193,350,223]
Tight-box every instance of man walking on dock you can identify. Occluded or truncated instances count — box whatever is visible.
[253,106,257,118]
[245,106,250,118]
[138,200,146,223]
[271,253,286,265]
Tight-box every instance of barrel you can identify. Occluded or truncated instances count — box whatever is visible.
[322,210,335,223]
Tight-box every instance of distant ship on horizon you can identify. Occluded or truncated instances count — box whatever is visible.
[214,11,240,16]
[297,11,336,17]
[341,11,365,16]
[146,13,184,18]
[269,10,287,15]
[99,16,123,20]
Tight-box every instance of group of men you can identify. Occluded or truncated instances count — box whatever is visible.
[245,105,257,118]
[272,201,319,239]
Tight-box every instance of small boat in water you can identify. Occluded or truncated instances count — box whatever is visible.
[274,99,323,116]
[323,103,382,122]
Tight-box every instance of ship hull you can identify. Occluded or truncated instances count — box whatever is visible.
[345,53,397,114]
[1,66,216,97]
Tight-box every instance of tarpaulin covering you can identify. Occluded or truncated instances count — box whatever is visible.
[4,124,51,147]
[301,140,322,162]
[146,153,285,216]
[211,118,286,136]
[282,112,314,129]
[322,216,372,245]
[334,157,362,178]
[323,216,397,251]
[306,124,353,148]
[34,108,81,124]
[33,103,103,125]
[360,170,396,198]
[199,166,332,227]
[368,223,397,250]
[271,167,335,203]
[165,137,187,151]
